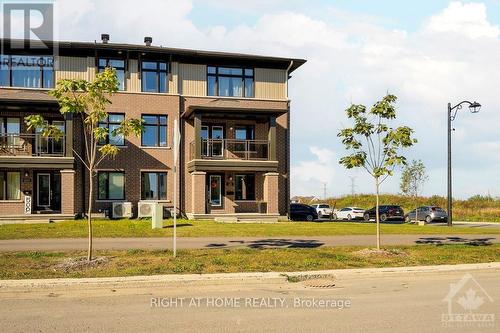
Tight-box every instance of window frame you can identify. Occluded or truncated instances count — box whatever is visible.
[0,55,54,88]
[141,114,168,147]
[207,65,254,98]
[0,171,21,201]
[141,61,169,93]
[98,57,126,91]
[97,171,125,200]
[234,173,256,201]
[98,113,125,146]
[140,172,167,200]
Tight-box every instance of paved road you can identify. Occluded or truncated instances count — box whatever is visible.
[0,234,498,251]
[1,268,498,332]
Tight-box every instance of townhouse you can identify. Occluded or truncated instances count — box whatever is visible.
[0,36,305,222]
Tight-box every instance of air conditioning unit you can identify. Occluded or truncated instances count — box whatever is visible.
[112,202,133,218]
[138,201,155,218]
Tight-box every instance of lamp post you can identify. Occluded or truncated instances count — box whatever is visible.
[447,101,481,227]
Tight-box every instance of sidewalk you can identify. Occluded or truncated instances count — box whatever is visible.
[0,234,498,251]
[1,261,499,289]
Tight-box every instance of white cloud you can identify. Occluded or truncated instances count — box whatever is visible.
[424,1,500,38]
[291,147,336,196]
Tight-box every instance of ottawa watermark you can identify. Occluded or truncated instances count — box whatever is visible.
[1,0,58,57]
[151,297,351,310]
[442,273,495,328]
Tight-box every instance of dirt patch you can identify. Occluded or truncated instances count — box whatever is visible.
[353,248,408,257]
[53,257,110,272]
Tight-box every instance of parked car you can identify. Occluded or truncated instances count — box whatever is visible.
[311,204,333,219]
[333,207,365,221]
[364,205,404,222]
[405,206,448,223]
[289,203,318,221]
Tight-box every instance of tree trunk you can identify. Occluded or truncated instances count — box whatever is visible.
[375,177,380,250]
[87,169,93,262]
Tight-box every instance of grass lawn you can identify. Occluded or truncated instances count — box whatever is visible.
[0,244,498,279]
[0,219,499,240]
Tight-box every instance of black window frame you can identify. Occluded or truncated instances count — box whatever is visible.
[234,125,255,140]
[98,58,126,91]
[141,172,167,200]
[0,171,21,201]
[97,171,125,200]
[0,54,54,88]
[141,60,169,93]
[141,114,168,147]
[98,113,125,146]
[207,65,254,98]
[234,173,256,201]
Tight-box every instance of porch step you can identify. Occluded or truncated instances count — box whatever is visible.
[189,213,280,223]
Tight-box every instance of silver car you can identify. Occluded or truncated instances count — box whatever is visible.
[405,206,448,223]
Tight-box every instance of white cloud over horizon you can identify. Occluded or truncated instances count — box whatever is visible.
[30,0,500,199]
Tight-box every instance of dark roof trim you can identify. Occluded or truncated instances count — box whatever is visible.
[0,38,306,73]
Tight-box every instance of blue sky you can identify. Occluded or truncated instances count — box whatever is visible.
[8,0,500,199]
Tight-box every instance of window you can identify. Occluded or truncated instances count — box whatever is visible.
[235,174,255,200]
[0,117,20,147]
[98,113,125,145]
[98,58,125,91]
[0,171,21,200]
[98,172,125,200]
[141,172,167,200]
[234,126,255,140]
[207,66,254,98]
[0,55,54,88]
[142,61,168,93]
[142,115,167,147]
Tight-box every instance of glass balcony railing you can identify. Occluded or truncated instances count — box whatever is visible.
[0,133,66,157]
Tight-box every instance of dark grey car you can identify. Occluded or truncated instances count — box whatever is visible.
[405,206,448,223]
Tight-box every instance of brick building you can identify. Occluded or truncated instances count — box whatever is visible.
[0,37,305,222]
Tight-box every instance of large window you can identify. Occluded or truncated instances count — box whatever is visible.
[98,172,125,200]
[207,66,254,98]
[0,55,54,88]
[142,61,168,93]
[98,58,125,91]
[0,171,21,200]
[98,113,125,145]
[142,115,167,147]
[141,172,167,200]
[235,174,255,201]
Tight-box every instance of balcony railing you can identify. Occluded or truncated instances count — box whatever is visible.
[191,139,269,160]
[0,133,66,157]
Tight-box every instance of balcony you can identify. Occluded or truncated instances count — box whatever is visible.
[0,133,74,169]
[188,139,278,172]
[0,133,66,156]
[191,139,270,160]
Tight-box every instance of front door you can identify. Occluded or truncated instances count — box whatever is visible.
[35,171,61,212]
[208,174,223,209]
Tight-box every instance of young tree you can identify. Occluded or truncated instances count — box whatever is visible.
[338,94,417,249]
[25,68,143,261]
[400,159,429,222]
[400,159,428,197]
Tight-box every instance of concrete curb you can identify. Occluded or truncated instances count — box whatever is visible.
[1,262,499,289]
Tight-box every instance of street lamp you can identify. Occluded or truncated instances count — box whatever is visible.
[447,101,481,227]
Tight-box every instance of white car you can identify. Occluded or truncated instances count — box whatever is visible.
[334,207,365,221]
[311,204,333,219]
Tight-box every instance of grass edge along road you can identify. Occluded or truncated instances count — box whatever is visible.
[0,244,498,280]
[1,219,499,239]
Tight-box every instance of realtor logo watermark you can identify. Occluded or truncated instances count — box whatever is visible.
[151,297,351,310]
[442,273,495,328]
[1,0,57,56]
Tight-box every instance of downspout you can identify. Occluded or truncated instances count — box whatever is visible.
[285,60,293,217]
[285,60,293,100]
